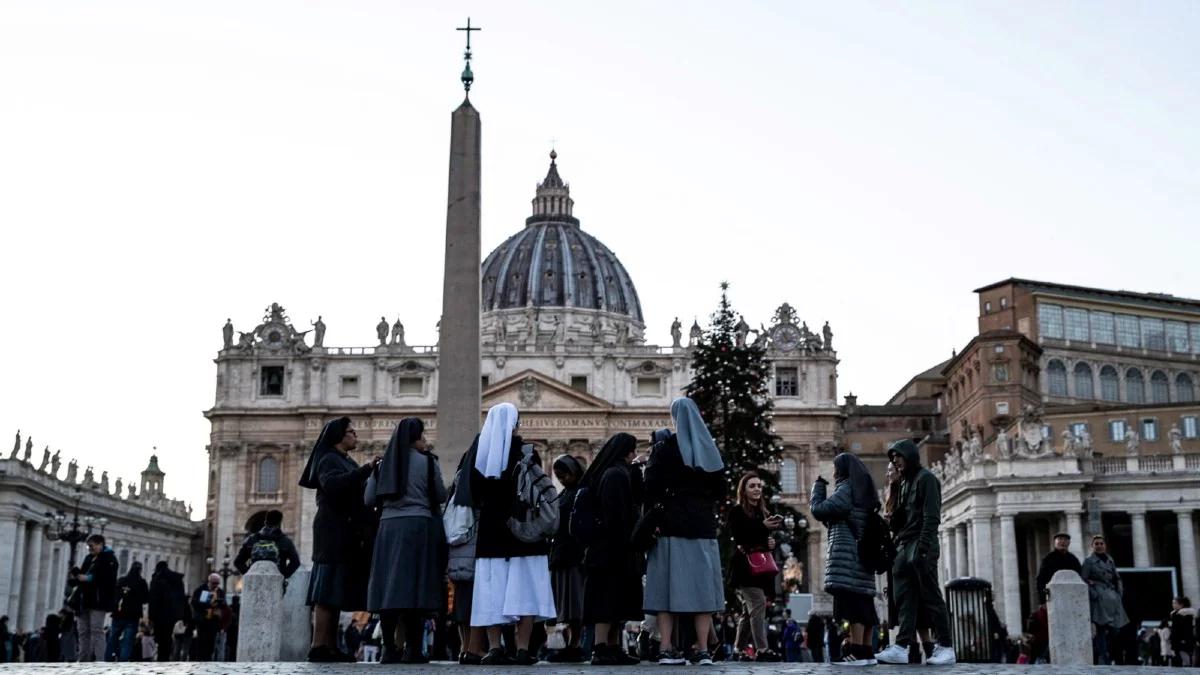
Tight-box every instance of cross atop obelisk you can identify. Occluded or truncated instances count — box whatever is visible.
[437,20,483,472]
[457,18,481,94]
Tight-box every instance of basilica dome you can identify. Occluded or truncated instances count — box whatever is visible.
[481,152,643,323]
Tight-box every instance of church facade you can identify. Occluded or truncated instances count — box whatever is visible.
[204,154,844,596]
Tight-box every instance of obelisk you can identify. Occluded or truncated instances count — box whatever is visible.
[437,19,482,471]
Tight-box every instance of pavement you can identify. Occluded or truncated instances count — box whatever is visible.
[0,663,1179,674]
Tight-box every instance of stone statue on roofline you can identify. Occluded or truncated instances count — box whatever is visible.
[38,446,50,471]
[22,437,32,463]
[1169,424,1184,455]
[376,316,389,346]
[996,427,1013,459]
[65,459,78,484]
[222,319,234,350]
[311,316,326,348]
[1060,429,1078,458]
[670,317,682,348]
[114,477,123,497]
[50,450,61,477]
[822,321,833,351]
[11,430,19,459]
[99,471,109,493]
[1124,428,1140,456]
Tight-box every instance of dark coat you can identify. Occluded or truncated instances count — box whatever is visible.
[1035,549,1082,598]
[582,464,640,574]
[234,526,302,579]
[190,584,227,628]
[71,547,119,612]
[889,441,941,556]
[471,436,550,559]
[148,569,187,626]
[112,570,150,620]
[549,485,585,570]
[727,505,775,591]
[643,435,725,539]
[810,478,876,596]
[311,450,376,564]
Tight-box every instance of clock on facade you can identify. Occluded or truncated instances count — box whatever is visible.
[772,324,802,351]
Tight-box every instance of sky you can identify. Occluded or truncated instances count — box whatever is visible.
[2,1,1198,513]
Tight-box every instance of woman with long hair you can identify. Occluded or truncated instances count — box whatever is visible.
[364,417,447,663]
[580,432,644,665]
[728,471,784,661]
[643,397,727,666]
[811,452,880,666]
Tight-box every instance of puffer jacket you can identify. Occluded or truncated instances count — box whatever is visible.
[810,477,875,596]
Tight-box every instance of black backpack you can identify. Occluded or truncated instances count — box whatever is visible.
[858,510,896,575]
[569,485,603,545]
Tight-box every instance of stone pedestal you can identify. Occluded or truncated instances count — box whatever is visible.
[237,560,284,662]
[279,566,312,661]
[1046,569,1092,665]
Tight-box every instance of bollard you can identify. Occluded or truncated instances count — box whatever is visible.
[279,566,313,661]
[1046,569,1092,666]
[237,560,284,662]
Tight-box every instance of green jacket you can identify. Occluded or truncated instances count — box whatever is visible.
[888,440,941,556]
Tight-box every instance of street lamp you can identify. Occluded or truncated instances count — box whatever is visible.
[208,535,235,593]
[44,486,108,567]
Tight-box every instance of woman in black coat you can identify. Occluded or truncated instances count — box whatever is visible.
[299,417,381,663]
[580,432,643,665]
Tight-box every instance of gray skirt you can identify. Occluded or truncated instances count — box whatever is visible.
[367,515,447,612]
[643,536,724,614]
[307,561,369,610]
[552,566,584,623]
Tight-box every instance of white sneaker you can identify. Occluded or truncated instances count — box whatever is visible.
[926,645,956,666]
[874,644,909,665]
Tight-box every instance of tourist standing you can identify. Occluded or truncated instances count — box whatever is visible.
[233,509,301,580]
[1169,597,1194,666]
[806,613,825,663]
[1034,534,1082,601]
[108,561,149,661]
[457,402,556,665]
[728,471,783,662]
[1081,535,1128,665]
[447,450,485,664]
[643,397,727,666]
[189,574,226,661]
[68,533,118,662]
[580,432,643,666]
[548,453,587,663]
[875,439,955,666]
[811,452,881,666]
[300,416,381,662]
[365,417,448,664]
[148,560,187,661]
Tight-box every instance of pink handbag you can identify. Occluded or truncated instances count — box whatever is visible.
[745,550,779,576]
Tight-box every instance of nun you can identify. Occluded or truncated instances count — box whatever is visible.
[547,454,586,663]
[299,417,381,663]
[580,432,644,665]
[453,402,556,666]
[364,417,447,664]
[642,397,727,666]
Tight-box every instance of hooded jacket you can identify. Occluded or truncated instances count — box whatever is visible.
[887,439,941,556]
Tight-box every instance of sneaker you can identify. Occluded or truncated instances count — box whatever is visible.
[514,648,538,666]
[833,651,875,667]
[693,650,714,666]
[875,644,910,665]
[481,647,514,666]
[926,645,956,666]
[657,649,686,665]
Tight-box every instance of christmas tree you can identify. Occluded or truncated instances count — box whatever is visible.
[685,282,797,604]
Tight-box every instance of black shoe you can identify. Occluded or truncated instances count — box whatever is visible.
[591,643,619,666]
[306,646,339,663]
[756,649,782,662]
[460,651,484,665]
[335,649,358,663]
[380,645,401,664]
[400,647,430,664]
[613,647,640,666]
[481,647,514,666]
[514,648,538,666]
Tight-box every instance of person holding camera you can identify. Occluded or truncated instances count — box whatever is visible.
[728,471,783,662]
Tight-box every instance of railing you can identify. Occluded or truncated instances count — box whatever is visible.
[1138,455,1175,473]
[1096,458,1127,475]
[1187,455,1200,471]
[324,345,438,356]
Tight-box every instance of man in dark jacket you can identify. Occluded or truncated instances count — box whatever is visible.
[148,560,187,662]
[875,440,955,665]
[233,510,301,580]
[1035,533,1082,601]
[68,533,119,661]
[108,561,150,661]
[190,574,227,661]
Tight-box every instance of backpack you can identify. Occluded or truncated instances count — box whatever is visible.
[507,444,560,543]
[858,510,896,575]
[568,485,602,545]
[250,537,280,564]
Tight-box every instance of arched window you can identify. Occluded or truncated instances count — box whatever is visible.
[1100,366,1120,402]
[1046,360,1068,396]
[780,458,798,494]
[1125,369,1145,404]
[1151,371,1170,403]
[257,456,280,493]
[1177,373,1196,403]
[1073,362,1094,399]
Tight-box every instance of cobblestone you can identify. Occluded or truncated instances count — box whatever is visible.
[0,662,1179,674]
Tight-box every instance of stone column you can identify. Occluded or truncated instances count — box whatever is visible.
[1066,512,1085,559]
[1000,515,1022,632]
[237,560,283,661]
[8,518,27,628]
[1046,570,1092,665]
[1130,510,1151,567]
[280,567,312,661]
[973,515,994,583]
[24,523,46,631]
[939,529,953,582]
[955,523,969,578]
[1177,509,1199,604]
[0,517,18,618]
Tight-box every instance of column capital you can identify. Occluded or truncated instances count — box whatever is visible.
[1175,508,1196,518]
[1128,508,1148,517]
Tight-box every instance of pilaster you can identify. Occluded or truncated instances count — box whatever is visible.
[1176,509,1199,605]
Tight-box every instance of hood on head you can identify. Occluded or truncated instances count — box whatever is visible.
[886,439,921,476]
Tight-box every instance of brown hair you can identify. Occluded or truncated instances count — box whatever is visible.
[882,463,901,520]
[736,471,770,518]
